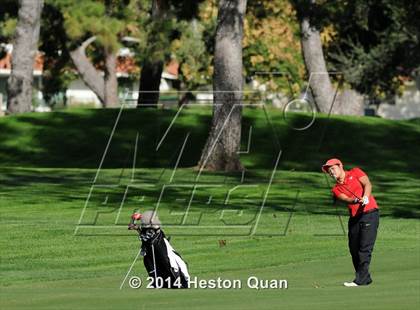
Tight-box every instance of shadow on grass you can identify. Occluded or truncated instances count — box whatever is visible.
[0,108,419,177]
[1,167,418,220]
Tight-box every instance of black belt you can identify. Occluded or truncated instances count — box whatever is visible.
[350,208,379,218]
[363,208,378,215]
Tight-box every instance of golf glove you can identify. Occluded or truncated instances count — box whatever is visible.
[361,196,369,206]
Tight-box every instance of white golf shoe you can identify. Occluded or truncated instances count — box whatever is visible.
[343,281,359,287]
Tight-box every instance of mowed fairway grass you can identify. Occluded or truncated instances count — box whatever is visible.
[0,107,419,309]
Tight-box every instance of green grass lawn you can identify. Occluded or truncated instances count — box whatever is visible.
[0,107,419,309]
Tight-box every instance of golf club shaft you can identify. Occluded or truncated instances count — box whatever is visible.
[338,183,362,200]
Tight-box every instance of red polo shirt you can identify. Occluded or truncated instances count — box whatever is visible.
[332,168,378,217]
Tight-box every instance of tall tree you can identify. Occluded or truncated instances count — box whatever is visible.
[244,0,304,94]
[171,0,305,98]
[7,0,44,114]
[293,0,334,114]
[136,0,205,107]
[197,0,247,171]
[325,0,420,99]
[68,35,114,106]
[47,0,138,108]
[39,2,75,106]
[293,0,364,115]
[63,0,126,108]
[137,0,167,107]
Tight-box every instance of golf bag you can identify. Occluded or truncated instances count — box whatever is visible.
[140,228,190,288]
[129,212,190,289]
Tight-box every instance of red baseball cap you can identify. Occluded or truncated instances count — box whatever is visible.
[322,158,343,173]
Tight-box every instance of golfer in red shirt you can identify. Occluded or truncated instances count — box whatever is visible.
[322,158,379,287]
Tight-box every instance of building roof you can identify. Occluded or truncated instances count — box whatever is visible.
[116,55,138,75]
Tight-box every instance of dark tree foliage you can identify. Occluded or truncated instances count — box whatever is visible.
[40,3,73,105]
[0,1,18,58]
[170,0,202,20]
[324,0,420,98]
[136,0,206,107]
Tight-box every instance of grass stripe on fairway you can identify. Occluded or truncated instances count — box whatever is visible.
[1,248,419,310]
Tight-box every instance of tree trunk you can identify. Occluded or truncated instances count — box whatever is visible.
[197,0,247,172]
[297,1,364,116]
[69,36,105,106]
[0,94,4,116]
[137,60,164,107]
[297,1,335,114]
[7,0,44,114]
[104,48,119,107]
[300,16,335,113]
[70,37,119,108]
[137,0,168,107]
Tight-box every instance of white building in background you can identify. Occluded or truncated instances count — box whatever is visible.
[0,44,179,110]
[377,77,420,120]
[1,42,419,118]
[0,44,44,112]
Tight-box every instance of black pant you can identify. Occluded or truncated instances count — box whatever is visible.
[348,210,379,285]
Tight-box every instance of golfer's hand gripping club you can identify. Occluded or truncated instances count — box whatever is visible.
[352,195,369,206]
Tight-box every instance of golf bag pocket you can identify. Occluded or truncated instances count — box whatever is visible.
[142,232,190,288]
